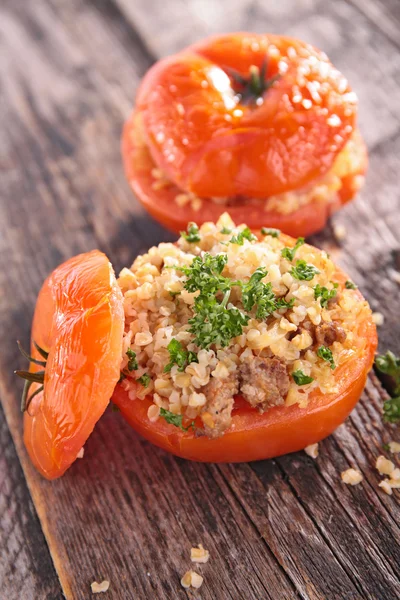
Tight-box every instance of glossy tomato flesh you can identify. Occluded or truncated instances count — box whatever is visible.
[24,250,124,479]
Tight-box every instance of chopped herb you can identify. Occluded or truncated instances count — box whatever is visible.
[118,372,126,383]
[383,397,400,424]
[382,443,391,453]
[138,373,151,387]
[292,370,314,385]
[345,280,358,290]
[375,351,400,423]
[291,260,320,281]
[241,267,293,319]
[180,222,201,243]
[281,237,305,261]
[261,227,280,238]
[169,290,181,298]
[126,348,138,371]
[314,283,338,308]
[220,227,232,235]
[317,345,335,369]
[188,293,249,349]
[177,253,232,296]
[159,407,193,431]
[164,339,198,373]
[229,227,257,245]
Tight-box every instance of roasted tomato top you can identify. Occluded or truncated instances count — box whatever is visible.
[136,33,358,199]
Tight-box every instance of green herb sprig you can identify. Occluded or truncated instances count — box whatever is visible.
[375,351,400,423]
[281,237,305,262]
[291,260,320,281]
[292,370,314,385]
[317,346,336,369]
[314,283,338,308]
[159,408,194,431]
[164,339,198,373]
[181,222,201,243]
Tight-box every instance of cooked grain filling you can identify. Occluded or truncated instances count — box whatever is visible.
[118,213,371,438]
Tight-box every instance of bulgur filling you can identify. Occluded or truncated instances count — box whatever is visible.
[118,213,371,438]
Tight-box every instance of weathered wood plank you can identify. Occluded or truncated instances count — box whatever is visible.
[1,0,400,599]
[0,405,63,600]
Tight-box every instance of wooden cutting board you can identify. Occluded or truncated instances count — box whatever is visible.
[1,0,400,598]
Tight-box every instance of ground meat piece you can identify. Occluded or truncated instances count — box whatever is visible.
[239,357,290,411]
[201,375,239,438]
[315,321,346,346]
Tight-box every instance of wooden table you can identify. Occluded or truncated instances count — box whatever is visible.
[1,1,400,598]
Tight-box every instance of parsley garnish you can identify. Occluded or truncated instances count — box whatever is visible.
[291,260,320,281]
[241,267,293,319]
[345,280,358,290]
[126,348,138,371]
[317,346,335,369]
[188,292,249,349]
[164,339,198,373]
[261,227,280,238]
[375,351,400,423]
[181,222,201,243]
[229,227,257,245]
[159,407,193,431]
[281,237,305,261]
[138,373,151,387]
[292,370,314,385]
[118,372,126,383]
[314,283,338,308]
[220,227,232,235]
[177,253,231,295]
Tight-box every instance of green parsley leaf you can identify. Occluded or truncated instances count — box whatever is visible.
[291,260,320,281]
[220,227,232,235]
[281,237,305,261]
[177,253,232,296]
[314,283,338,308]
[164,339,198,373]
[317,345,335,369]
[188,293,249,349]
[159,407,193,431]
[126,348,138,371]
[345,280,358,290]
[229,227,257,245]
[241,268,293,319]
[180,222,201,243]
[292,370,314,385]
[383,397,400,423]
[382,443,391,452]
[138,373,151,387]
[261,227,280,238]
[375,351,400,423]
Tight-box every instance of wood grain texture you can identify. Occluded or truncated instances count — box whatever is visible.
[1,0,400,598]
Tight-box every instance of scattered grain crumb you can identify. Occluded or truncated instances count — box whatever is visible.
[333,223,347,241]
[341,468,363,485]
[181,570,203,590]
[191,544,210,564]
[91,580,110,594]
[77,447,85,459]
[379,479,393,495]
[376,455,395,475]
[391,468,400,481]
[372,312,384,326]
[304,443,319,459]
[388,441,400,454]
[388,268,400,285]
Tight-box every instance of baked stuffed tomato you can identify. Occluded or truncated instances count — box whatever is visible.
[17,215,376,477]
[122,33,367,237]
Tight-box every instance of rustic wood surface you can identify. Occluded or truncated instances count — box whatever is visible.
[1,0,400,598]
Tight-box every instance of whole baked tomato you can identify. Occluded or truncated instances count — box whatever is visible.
[123,33,367,236]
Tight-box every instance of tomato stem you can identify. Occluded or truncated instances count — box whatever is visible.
[15,341,48,412]
[228,58,280,106]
